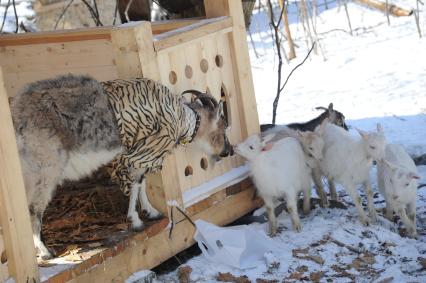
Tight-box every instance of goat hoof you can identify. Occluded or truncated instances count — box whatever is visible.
[129,217,145,232]
[294,223,302,233]
[131,223,145,232]
[360,217,370,226]
[38,251,53,261]
[369,213,378,224]
[144,209,162,220]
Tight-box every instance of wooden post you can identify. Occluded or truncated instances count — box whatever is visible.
[0,69,39,282]
[204,0,260,137]
[110,22,184,217]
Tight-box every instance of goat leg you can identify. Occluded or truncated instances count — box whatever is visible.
[363,181,378,223]
[312,168,328,207]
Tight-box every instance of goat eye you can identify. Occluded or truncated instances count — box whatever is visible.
[369,145,376,149]
[249,146,254,150]
[405,183,409,187]
[309,147,313,151]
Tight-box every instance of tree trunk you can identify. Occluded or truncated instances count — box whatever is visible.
[354,0,413,17]
[279,0,296,60]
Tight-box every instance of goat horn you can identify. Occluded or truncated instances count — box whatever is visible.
[181,89,205,97]
[315,106,328,111]
[181,90,218,109]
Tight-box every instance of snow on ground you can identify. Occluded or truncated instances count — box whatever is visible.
[0,0,36,33]
[154,1,426,282]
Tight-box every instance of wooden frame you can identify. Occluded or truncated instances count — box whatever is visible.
[0,0,259,282]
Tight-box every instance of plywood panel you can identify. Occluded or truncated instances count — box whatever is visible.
[0,39,117,97]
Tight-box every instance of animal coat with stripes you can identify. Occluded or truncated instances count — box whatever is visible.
[11,74,231,259]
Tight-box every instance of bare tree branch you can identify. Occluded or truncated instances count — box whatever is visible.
[279,42,316,93]
[113,0,119,25]
[12,0,18,33]
[54,0,75,30]
[125,0,135,22]
[415,0,423,38]
[0,0,11,32]
[92,0,100,20]
[266,0,286,125]
[81,0,103,26]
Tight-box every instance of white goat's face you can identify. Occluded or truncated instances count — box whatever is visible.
[384,161,420,190]
[357,124,386,161]
[234,134,274,160]
[297,131,325,161]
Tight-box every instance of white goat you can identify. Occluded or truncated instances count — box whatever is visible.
[263,120,332,207]
[235,134,312,235]
[377,144,419,237]
[320,123,386,225]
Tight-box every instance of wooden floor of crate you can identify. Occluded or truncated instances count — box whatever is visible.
[39,171,167,281]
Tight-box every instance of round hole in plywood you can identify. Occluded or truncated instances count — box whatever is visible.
[200,158,208,170]
[169,71,177,85]
[215,55,224,67]
[184,165,193,177]
[1,250,7,264]
[185,65,193,79]
[200,59,209,73]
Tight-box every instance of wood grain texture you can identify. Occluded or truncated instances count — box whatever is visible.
[0,69,40,282]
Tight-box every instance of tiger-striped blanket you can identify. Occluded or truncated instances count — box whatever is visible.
[101,78,199,195]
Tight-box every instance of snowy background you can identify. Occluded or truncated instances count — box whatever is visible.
[2,0,426,282]
[156,1,426,282]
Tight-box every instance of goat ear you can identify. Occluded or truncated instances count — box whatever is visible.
[383,160,398,172]
[408,172,420,180]
[356,128,368,139]
[377,123,384,134]
[262,133,275,144]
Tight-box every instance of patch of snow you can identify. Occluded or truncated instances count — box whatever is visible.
[182,165,249,208]
[157,0,426,282]
[0,0,36,33]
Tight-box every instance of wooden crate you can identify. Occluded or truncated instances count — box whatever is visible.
[0,0,259,282]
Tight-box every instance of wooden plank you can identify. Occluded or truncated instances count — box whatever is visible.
[0,69,39,282]
[204,0,260,137]
[43,219,169,283]
[0,19,202,47]
[0,39,117,97]
[153,16,233,52]
[354,0,413,16]
[52,187,260,283]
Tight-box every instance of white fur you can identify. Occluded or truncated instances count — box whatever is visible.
[138,178,162,218]
[320,123,386,225]
[128,182,144,231]
[235,135,312,235]
[377,144,418,237]
[63,148,121,180]
[263,122,332,207]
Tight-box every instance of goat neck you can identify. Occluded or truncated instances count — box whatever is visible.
[178,104,200,145]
